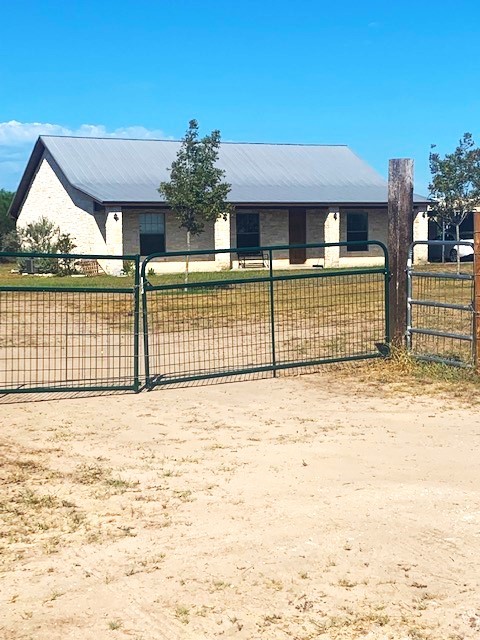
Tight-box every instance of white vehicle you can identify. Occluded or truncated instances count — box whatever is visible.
[450,239,474,262]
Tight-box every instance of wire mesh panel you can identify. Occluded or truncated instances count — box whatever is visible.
[144,280,272,384]
[0,253,140,393]
[407,243,474,367]
[273,271,386,367]
[142,242,389,386]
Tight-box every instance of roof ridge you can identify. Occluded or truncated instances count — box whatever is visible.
[40,135,348,147]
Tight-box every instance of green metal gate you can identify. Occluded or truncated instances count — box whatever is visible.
[142,242,390,387]
[0,252,141,394]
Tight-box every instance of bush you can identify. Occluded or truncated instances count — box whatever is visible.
[16,217,77,275]
[55,233,77,275]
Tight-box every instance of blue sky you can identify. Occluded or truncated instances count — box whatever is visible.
[1,0,479,194]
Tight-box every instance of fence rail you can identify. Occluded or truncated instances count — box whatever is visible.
[406,241,475,367]
[0,253,140,394]
[0,244,390,394]
[142,242,390,387]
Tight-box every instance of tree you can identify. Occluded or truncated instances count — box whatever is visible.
[0,189,15,252]
[159,119,234,284]
[429,133,480,271]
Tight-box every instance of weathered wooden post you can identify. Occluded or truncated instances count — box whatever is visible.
[474,210,480,373]
[388,159,414,347]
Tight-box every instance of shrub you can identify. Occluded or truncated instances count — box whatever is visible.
[17,217,77,274]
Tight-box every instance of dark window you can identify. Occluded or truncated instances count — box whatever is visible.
[139,213,165,255]
[236,212,260,249]
[346,212,368,251]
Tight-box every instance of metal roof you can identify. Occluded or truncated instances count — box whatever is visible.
[10,136,428,216]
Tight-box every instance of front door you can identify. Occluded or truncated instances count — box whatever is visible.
[289,208,307,264]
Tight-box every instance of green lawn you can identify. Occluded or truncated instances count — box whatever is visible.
[0,262,364,289]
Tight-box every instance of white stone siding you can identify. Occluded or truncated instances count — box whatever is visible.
[324,207,341,267]
[413,210,429,263]
[16,152,107,254]
[214,213,232,268]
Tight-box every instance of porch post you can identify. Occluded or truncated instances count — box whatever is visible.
[105,206,123,275]
[324,207,340,268]
[214,212,232,269]
[413,208,429,264]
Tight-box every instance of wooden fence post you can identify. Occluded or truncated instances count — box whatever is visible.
[388,159,414,347]
[474,210,480,373]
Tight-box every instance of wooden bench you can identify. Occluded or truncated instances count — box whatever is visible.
[236,250,269,269]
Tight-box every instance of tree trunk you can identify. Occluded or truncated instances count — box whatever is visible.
[441,219,446,263]
[185,230,190,289]
[456,223,461,275]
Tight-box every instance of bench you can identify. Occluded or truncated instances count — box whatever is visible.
[236,250,269,269]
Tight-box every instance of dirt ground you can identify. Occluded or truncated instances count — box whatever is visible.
[1,372,480,640]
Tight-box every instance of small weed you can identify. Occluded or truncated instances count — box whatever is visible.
[105,477,137,494]
[74,463,109,485]
[162,468,179,477]
[265,578,283,591]
[43,537,61,555]
[44,589,64,603]
[108,619,123,630]
[338,577,357,588]
[173,490,194,502]
[211,580,230,591]
[175,605,190,624]
[178,456,200,464]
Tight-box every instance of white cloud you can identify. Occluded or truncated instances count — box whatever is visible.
[0,120,168,146]
[0,120,171,190]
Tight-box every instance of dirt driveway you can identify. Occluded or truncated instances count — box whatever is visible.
[1,373,480,639]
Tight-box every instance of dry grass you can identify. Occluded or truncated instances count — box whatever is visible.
[330,347,480,404]
[0,442,141,572]
[0,443,86,565]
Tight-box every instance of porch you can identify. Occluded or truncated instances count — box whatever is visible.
[106,206,428,273]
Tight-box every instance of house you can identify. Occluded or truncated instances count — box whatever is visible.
[9,136,429,273]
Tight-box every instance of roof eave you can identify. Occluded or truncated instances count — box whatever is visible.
[104,199,430,208]
[8,138,46,219]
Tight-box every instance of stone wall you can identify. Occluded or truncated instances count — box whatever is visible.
[16,152,107,254]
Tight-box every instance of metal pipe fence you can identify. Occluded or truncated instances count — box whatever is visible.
[406,241,475,367]
[0,244,390,394]
[141,242,390,387]
[0,253,140,394]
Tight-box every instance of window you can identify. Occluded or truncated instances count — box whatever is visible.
[236,212,260,248]
[346,212,368,251]
[139,213,165,255]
